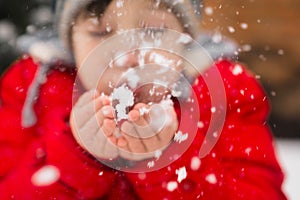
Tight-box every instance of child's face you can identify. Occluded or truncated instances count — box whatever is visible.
[72,0,185,94]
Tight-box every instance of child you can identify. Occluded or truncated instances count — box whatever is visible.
[0,0,287,199]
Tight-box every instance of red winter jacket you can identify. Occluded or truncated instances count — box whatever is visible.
[0,55,286,199]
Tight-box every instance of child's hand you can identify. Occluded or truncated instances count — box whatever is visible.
[70,90,124,160]
[118,102,178,161]
[70,90,178,162]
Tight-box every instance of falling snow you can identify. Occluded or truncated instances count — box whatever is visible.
[241,44,252,52]
[204,6,213,15]
[190,157,201,171]
[116,0,124,8]
[149,52,174,66]
[176,166,187,183]
[147,161,155,168]
[197,121,204,128]
[154,150,162,160]
[167,181,178,192]
[240,23,248,30]
[205,174,217,184]
[212,32,222,43]
[255,74,261,79]
[171,89,182,97]
[278,49,284,55]
[232,64,243,76]
[31,165,60,187]
[139,106,150,116]
[228,26,235,33]
[259,54,267,61]
[106,24,112,32]
[174,131,189,143]
[271,91,276,97]
[240,90,245,96]
[138,173,146,180]
[213,131,218,138]
[172,0,184,6]
[211,107,216,113]
[176,33,193,44]
[245,147,252,156]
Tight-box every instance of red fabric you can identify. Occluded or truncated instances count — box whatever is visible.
[0,56,286,199]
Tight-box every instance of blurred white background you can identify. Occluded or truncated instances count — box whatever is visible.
[276,139,300,200]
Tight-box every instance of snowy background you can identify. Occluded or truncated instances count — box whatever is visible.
[0,0,299,199]
[276,140,300,200]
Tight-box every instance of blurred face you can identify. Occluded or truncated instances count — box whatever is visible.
[72,0,186,95]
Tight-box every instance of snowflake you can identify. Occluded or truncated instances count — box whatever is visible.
[139,107,150,116]
[190,157,201,171]
[176,166,187,183]
[31,165,60,187]
[174,131,188,143]
[232,64,243,75]
[154,150,162,160]
[205,174,217,184]
[147,161,155,168]
[167,181,178,192]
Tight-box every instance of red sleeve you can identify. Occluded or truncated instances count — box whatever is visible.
[0,55,37,177]
[0,57,118,199]
[195,60,286,200]
[125,60,286,200]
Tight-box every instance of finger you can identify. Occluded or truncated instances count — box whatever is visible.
[128,109,140,122]
[107,136,117,145]
[143,106,178,152]
[74,97,111,128]
[133,122,156,139]
[95,105,115,127]
[130,110,148,126]
[114,130,133,157]
[139,121,176,153]
[139,134,162,152]
[120,121,139,137]
[142,107,178,152]
[155,125,176,148]
[148,104,166,133]
[129,104,155,138]
[101,106,115,119]
[117,136,128,147]
[96,95,111,108]
[120,125,146,153]
[102,119,116,137]
[155,110,178,143]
